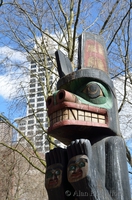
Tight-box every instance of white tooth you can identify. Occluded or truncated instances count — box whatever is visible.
[63,114,68,120]
[92,113,98,118]
[69,110,75,120]
[99,119,105,124]
[85,112,91,121]
[57,110,61,117]
[72,109,78,119]
[53,118,57,124]
[78,110,84,116]
[62,109,69,115]
[78,110,84,121]
[98,114,105,119]
[57,116,61,122]
[85,116,91,122]
[78,115,84,120]
[53,112,56,119]
[62,109,68,120]
[85,112,91,117]
[92,118,98,123]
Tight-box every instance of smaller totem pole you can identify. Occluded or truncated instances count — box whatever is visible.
[45,32,131,200]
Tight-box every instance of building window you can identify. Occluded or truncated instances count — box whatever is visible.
[30,104,35,108]
[37,118,43,123]
[29,94,35,98]
[37,108,44,113]
[38,68,45,72]
[44,123,48,128]
[28,126,34,130]
[38,87,43,92]
[39,73,44,77]
[36,147,43,152]
[31,64,36,68]
[45,140,49,145]
[30,84,35,88]
[30,74,36,78]
[19,122,26,126]
[37,113,43,117]
[36,130,43,135]
[35,141,43,146]
[29,110,33,113]
[45,146,49,152]
[31,69,36,73]
[30,89,35,93]
[47,57,52,65]
[28,120,34,124]
[28,115,34,119]
[38,83,42,87]
[29,99,35,103]
[36,135,43,140]
[27,131,33,135]
[37,92,43,96]
[19,127,26,131]
[37,97,44,102]
[30,79,36,83]
[37,103,44,107]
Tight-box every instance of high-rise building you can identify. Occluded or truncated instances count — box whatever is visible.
[15,38,65,152]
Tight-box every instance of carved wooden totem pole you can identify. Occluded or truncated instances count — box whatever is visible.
[45,32,131,200]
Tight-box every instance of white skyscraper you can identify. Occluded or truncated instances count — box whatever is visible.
[15,34,66,152]
[15,59,59,152]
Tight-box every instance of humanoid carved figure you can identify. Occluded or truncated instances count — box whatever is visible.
[45,32,131,200]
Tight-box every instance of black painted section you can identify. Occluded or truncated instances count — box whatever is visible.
[45,148,75,200]
[55,50,73,78]
[45,138,131,200]
[57,68,113,92]
[45,32,131,200]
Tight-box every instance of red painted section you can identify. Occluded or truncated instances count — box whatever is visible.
[56,90,77,104]
[84,39,108,73]
[48,101,107,116]
[48,119,108,133]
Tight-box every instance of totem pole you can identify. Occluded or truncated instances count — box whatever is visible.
[45,32,131,200]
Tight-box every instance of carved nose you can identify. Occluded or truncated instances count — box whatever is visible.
[46,90,77,108]
[56,90,77,104]
[46,96,54,108]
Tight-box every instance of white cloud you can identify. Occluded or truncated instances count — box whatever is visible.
[0,46,27,62]
[0,46,29,100]
[0,74,28,100]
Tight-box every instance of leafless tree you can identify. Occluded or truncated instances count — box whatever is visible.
[0,0,131,197]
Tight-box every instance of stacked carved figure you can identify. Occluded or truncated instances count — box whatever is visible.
[45,32,131,200]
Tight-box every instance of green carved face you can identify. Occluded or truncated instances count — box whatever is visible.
[60,78,112,110]
[47,75,120,144]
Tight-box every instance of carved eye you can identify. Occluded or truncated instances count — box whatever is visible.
[46,171,53,179]
[83,83,103,99]
[55,169,61,175]
[78,161,85,168]
[69,165,76,171]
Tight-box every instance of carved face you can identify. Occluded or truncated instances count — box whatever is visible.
[45,163,63,189]
[67,155,88,183]
[46,70,120,145]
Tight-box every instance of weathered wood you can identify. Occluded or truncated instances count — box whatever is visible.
[45,32,131,200]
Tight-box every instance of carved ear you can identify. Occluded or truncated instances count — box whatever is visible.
[55,50,73,78]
